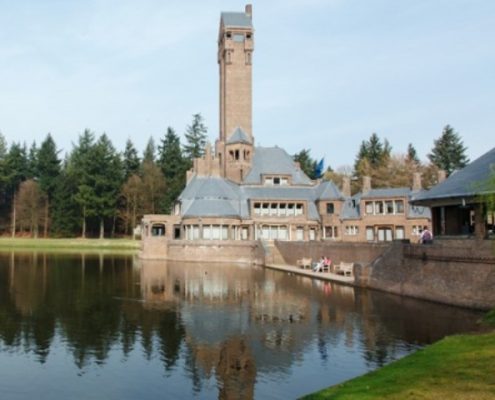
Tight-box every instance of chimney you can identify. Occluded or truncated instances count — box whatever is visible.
[341,176,351,197]
[245,4,252,18]
[437,169,447,183]
[362,176,371,193]
[412,172,422,192]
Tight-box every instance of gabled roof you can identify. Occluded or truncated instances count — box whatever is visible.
[243,147,313,185]
[221,12,252,28]
[226,127,252,145]
[340,196,361,220]
[314,180,344,200]
[412,147,495,204]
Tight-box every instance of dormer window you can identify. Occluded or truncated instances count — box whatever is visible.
[326,203,334,214]
[273,177,280,185]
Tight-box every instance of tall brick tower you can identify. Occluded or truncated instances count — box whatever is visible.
[216,4,254,182]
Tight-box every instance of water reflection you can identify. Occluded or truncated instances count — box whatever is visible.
[0,252,483,400]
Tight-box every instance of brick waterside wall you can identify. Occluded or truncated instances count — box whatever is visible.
[273,241,390,267]
[141,239,265,265]
[359,240,495,310]
[275,239,495,310]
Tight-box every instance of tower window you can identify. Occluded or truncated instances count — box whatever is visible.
[326,203,334,214]
[235,149,240,160]
[233,34,244,42]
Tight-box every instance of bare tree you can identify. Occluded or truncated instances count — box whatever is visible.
[120,174,144,238]
[16,179,47,238]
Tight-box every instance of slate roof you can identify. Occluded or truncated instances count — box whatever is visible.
[361,187,412,199]
[179,175,346,221]
[226,127,252,144]
[243,147,313,185]
[221,12,252,28]
[180,176,242,218]
[340,196,361,220]
[412,147,495,204]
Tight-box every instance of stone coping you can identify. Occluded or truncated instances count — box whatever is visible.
[264,263,355,285]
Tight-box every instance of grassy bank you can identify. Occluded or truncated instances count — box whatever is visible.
[302,330,495,400]
[0,237,140,252]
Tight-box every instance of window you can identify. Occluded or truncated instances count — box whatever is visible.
[226,32,232,39]
[309,229,316,240]
[295,203,303,216]
[212,225,220,240]
[396,226,405,239]
[262,203,269,215]
[264,177,273,185]
[296,227,304,241]
[203,226,211,240]
[375,201,384,214]
[386,201,394,214]
[233,33,245,42]
[279,203,287,216]
[270,203,278,216]
[324,226,339,238]
[174,226,181,239]
[287,204,295,216]
[326,203,335,214]
[365,202,373,215]
[395,200,404,214]
[234,150,240,160]
[345,226,359,236]
[366,227,374,241]
[151,223,165,236]
[281,178,288,186]
[273,177,281,185]
[254,202,261,215]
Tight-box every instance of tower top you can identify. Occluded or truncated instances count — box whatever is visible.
[220,4,253,29]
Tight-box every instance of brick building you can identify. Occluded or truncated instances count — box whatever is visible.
[141,5,430,255]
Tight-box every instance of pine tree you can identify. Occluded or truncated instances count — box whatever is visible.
[123,139,140,180]
[27,141,38,178]
[143,137,156,164]
[183,113,208,162]
[37,133,61,237]
[293,149,317,180]
[428,125,469,175]
[51,163,80,237]
[69,129,97,238]
[92,134,124,238]
[157,127,187,213]
[406,143,420,164]
[5,142,29,236]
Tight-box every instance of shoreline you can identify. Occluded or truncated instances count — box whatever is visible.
[0,238,140,252]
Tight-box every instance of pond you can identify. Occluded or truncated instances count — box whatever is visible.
[0,252,483,399]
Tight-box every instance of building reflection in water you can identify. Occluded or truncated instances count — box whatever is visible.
[0,252,484,399]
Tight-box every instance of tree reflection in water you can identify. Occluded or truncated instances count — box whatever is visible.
[0,252,484,399]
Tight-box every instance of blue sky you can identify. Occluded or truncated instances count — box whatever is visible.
[0,0,493,168]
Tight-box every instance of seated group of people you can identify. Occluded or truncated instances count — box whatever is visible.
[313,256,331,272]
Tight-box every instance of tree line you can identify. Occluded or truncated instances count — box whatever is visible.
[0,114,207,238]
[0,120,469,238]
[295,124,469,193]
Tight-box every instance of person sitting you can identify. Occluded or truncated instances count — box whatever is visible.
[313,257,325,272]
[420,226,433,244]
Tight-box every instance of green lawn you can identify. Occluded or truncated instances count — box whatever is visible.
[0,237,140,252]
[302,331,495,400]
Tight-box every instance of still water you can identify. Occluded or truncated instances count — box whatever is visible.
[0,252,483,399]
